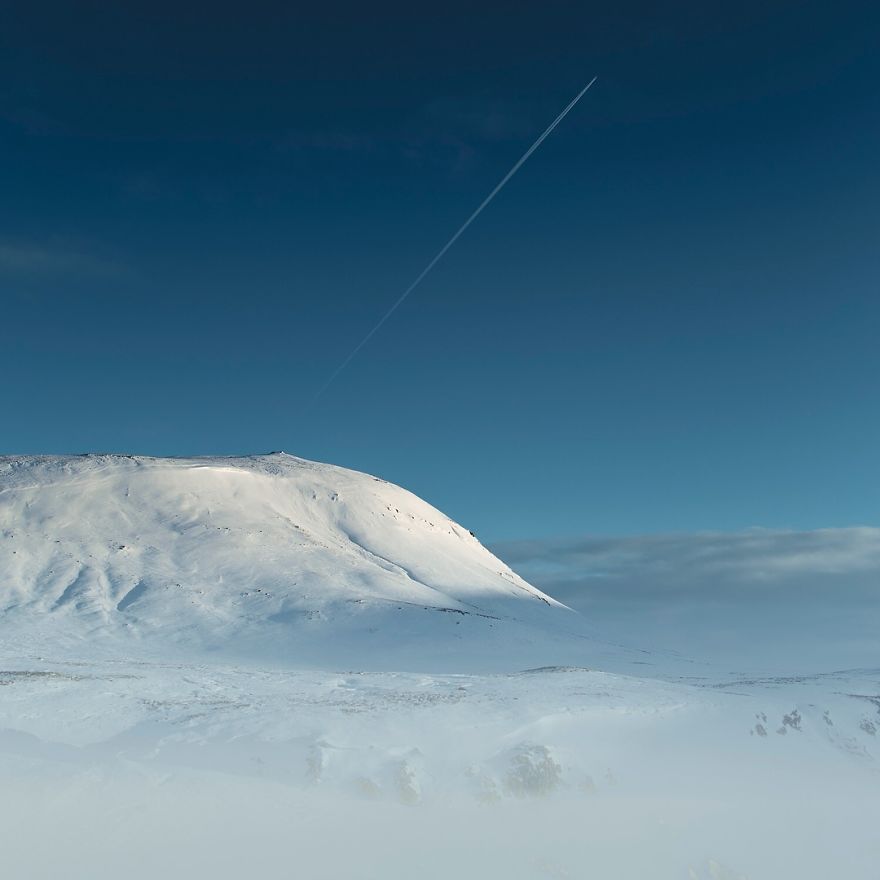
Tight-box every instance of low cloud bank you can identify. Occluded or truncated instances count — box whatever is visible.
[494,527,880,592]
[492,528,880,670]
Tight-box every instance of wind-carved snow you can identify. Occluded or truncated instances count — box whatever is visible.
[0,453,878,879]
[0,453,568,670]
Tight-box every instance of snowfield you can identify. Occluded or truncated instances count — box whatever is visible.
[0,454,877,878]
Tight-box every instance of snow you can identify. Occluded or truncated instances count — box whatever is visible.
[0,453,878,878]
[0,452,572,671]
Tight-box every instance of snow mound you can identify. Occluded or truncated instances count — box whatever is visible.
[0,453,576,670]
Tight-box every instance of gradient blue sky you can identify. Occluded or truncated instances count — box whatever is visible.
[2,1,878,540]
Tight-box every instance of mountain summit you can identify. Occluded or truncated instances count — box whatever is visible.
[0,453,575,670]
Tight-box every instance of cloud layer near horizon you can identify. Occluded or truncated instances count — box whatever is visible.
[494,527,880,594]
[491,528,880,670]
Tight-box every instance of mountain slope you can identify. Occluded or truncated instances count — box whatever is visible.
[0,453,577,670]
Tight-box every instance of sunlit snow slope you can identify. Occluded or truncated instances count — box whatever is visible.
[0,453,574,669]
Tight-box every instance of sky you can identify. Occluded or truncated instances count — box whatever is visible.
[1,1,878,541]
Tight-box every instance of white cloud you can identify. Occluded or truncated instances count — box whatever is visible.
[493,527,880,594]
[492,528,880,669]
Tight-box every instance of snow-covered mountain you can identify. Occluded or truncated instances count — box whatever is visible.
[3,454,879,880]
[0,452,576,670]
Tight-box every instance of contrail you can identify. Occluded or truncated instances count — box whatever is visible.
[316,76,598,398]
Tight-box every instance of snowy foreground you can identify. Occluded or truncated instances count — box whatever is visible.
[1,455,878,878]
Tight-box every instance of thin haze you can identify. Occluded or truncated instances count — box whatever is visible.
[316,77,598,397]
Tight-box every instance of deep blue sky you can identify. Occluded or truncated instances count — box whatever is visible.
[1,1,878,540]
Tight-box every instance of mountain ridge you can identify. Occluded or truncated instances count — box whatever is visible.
[0,452,578,671]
